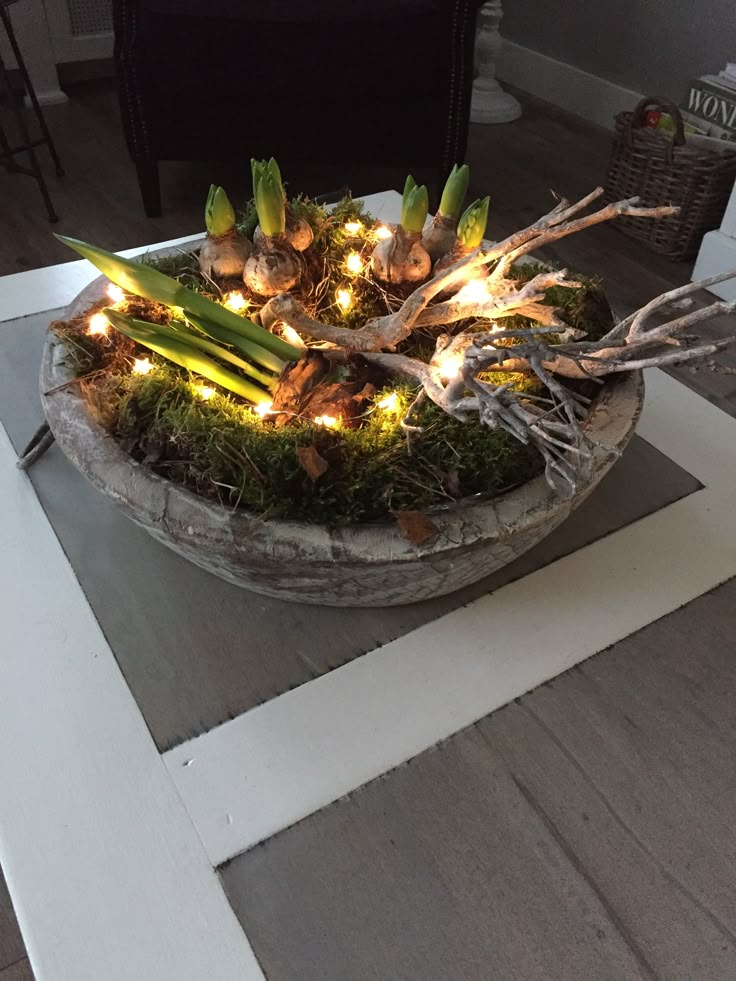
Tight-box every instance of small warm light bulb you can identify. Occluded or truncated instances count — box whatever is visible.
[344,221,362,234]
[253,400,273,418]
[133,357,154,375]
[313,415,340,429]
[87,312,109,336]
[195,384,216,400]
[106,283,125,304]
[345,252,364,275]
[224,291,248,312]
[281,323,305,348]
[374,224,393,240]
[377,392,400,412]
[336,288,353,311]
[454,278,490,304]
[438,351,464,381]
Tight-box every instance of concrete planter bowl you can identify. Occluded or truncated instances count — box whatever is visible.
[41,266,645,607]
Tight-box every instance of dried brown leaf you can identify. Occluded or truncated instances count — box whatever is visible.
[297,445,329,481]
[352,382,377,402]
[394,509,437,546]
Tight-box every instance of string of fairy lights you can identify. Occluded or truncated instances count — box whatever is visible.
[83,218,473,429]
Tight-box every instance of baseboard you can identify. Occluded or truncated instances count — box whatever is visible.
[497,39,642,130]
[58,58,115,86]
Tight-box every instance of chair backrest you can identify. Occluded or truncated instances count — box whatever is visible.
[114,0,476,190]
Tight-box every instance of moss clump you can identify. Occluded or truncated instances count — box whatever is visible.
[507,262,615,340]
[103,368,542,524]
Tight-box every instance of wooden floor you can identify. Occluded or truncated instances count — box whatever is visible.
[2,79,736,980]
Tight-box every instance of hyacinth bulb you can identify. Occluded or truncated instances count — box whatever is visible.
[371,225,431,285]
[243,235,301,296]
[422,213,458,264]
[199,185,252,278]
[199,231,252,279]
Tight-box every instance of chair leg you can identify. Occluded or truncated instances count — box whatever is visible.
[0,48,58,221]
[136,159,162,217]
[0,4,64,178]
[0,118,19,171]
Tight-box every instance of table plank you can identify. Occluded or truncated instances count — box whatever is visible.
[222,577,736,981]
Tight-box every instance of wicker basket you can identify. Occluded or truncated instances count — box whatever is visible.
[604,96,736,261]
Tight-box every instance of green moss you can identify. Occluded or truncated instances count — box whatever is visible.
[237,198,259,240]
[108,368,542,524]
[507,261,615,340]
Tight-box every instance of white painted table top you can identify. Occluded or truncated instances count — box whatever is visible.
[2,189,736,979]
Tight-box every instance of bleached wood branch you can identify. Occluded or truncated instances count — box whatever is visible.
[265,186,736,493]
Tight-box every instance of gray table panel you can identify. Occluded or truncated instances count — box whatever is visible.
[222,578,736,981]
[0,311,701,750]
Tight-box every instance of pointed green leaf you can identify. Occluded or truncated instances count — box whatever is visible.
[401,184,429,233]
[254,172,286,236]
[267,157,285,199]
[184,312,284,376]
[457,196,490,249]
[55,235,299,362]
[103,309,270,403]
[206,186,236,236]
[439,163,470,218]
[403,174,417,197]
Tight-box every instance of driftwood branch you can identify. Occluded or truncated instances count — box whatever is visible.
[265,187,736,493]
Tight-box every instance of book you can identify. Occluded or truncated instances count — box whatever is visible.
[679,109,730,141]
[684,78,736,133]
[718,64,736,89]
[716,73,736,93]
[682,108,735,142]
[700,74,736,97]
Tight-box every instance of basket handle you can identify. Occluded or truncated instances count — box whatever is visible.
[625,96,687,158]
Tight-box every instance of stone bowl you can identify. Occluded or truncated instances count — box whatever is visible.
[40,262,645,607]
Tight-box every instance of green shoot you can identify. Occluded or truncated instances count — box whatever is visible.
[439,164,470,218]
[403,174,417,199]
[205,185,236,236]
[401,181,429,234]
[457,196,490,249]
[253,169,286,237]
[267,157,285,199]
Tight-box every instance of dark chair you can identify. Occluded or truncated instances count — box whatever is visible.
[113,0,477,216]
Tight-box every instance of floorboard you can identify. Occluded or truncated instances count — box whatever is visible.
[0,872,26,973]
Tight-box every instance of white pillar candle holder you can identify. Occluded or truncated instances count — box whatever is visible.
[470,0,521,125]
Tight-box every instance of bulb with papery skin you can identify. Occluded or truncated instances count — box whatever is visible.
[243,236,301,297]
[253,214,313,253]
[371,226,431,285]
[199,231,252,279]
[422,213,459,263]
[199,185,252,278]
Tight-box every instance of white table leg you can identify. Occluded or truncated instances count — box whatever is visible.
[470,0,521,125]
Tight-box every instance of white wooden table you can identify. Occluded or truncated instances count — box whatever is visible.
[2,191,736,980]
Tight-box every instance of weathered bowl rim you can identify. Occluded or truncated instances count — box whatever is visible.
[40,254,645,568]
